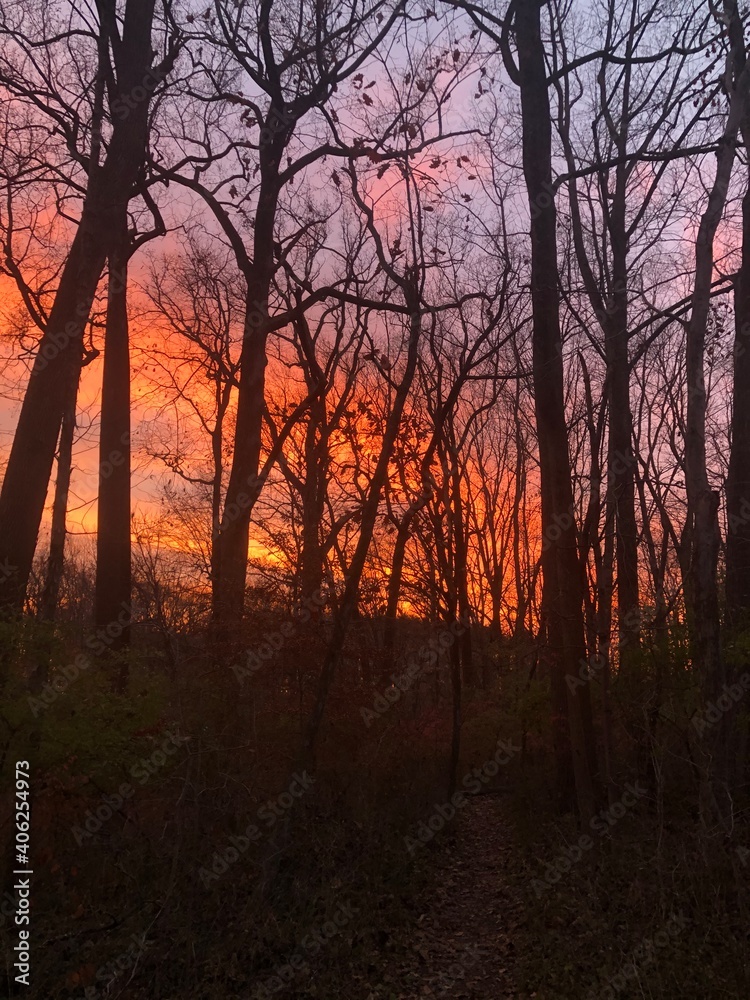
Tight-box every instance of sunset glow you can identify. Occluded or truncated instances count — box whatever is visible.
[2,2,749,998]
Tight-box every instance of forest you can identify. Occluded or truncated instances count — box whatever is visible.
[0,0,749,997]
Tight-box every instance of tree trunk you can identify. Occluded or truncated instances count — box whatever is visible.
[606,235,639,652]
[0,228,108,613]
[213,125,285,624]
[726,116,750,796]
[0,0,168,614]
[40,396,77,624]
[299,393,327,602]
[450,450,475,688]
[512,398,529,642]
[726,175,750,623]
[684,11,749,825]
[213,281,270,623]
[94,221,132,692]
[209,422,224,605]
[32,388,78,691]
[305,292,423,762]
[448,626,462,795]
[513,0,598,823]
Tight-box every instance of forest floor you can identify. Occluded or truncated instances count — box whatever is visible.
[354,780,750,1000]
[364,794,524,1000]
[10,665,748,1000]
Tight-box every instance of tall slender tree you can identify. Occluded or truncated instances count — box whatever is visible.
[94,218,133,691]
[0,0,179,613]
[684,0,749,827]
[726,84,750,625]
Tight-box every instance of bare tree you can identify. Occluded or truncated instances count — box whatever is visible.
[683,0,749,829]
[158,0,408,624]
[0,0,180,613]
[726,56,750,625]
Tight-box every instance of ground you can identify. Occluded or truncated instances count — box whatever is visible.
[366,794,523,999]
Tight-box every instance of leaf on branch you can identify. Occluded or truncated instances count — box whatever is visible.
[363,93,374,106]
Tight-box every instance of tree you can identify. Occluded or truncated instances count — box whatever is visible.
[160,0,407,624]
[496,0,596,820]
[142,236,243,605]
[94,218,133,690]
[0,0,180,613]
[683,0,749,828]
[726,60,750,625]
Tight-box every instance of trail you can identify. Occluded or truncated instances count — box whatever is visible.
[368,795,525,999]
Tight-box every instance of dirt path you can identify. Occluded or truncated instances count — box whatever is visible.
[367,795,526,999]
